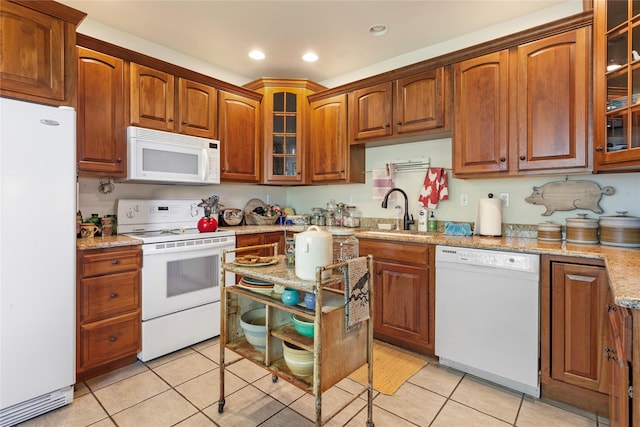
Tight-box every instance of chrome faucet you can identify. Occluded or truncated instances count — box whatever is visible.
[381,188,414,230]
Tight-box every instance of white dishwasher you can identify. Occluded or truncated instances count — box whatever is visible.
[435,245,540,397]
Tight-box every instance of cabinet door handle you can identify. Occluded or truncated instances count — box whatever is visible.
[384,123,390,128]
[168,118,174,122]
[376,270,382,275]
[110,292,118,299]
[595,146,604,152]
[182,120,187,124]
[519,155,526,161]
[116,158,123,163]
[109,336,117,343]
[499,157,506,162]
[112,259,119,265]
[397,121,402,125]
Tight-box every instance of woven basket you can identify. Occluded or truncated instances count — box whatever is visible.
[248,213,280,225]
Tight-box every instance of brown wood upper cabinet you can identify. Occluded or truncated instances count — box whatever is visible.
[77,47,126,177]
[244,78,325,185]
[453,27,591,177]
[0,1,85,105]
[348,68,450,144]
[130,62,217,138]
[593,0,640,172]
[218,90,261,182]
[309,94,365,184]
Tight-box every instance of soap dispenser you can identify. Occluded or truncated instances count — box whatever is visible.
[428,211,437,232]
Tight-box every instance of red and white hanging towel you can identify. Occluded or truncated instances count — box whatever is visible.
[418,168,449,209]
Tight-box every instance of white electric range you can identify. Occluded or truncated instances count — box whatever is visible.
[117,199,236,361]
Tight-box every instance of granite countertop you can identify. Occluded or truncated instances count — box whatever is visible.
[76,225,640,309]
[76,234,143,250]
[225,225,640,310]
[352,229,640,310]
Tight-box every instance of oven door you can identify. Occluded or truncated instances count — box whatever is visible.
[141,239,234,321]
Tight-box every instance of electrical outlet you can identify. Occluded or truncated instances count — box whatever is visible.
[460,193,469,206]
[499,192,510,207]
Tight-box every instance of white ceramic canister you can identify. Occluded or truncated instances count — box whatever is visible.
[565,213,599,244]
[295,225,333,280]
[599,211,640,247]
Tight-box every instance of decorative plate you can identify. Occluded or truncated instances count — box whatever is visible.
[233,255,278,267]
[233,259,278,267]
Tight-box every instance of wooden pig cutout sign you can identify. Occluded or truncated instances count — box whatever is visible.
[525,180,615,216]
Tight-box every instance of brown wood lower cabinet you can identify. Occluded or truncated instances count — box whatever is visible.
[358,239,433,356]
[607,293,632,427]
[541,255,610,416]
[76,245,142,382]
[236,231,287,256]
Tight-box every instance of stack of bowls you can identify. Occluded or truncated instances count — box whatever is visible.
[565,214,599,244]
[239,308,266,350]
[282,341,314,377]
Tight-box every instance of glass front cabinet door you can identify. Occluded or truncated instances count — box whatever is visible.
[244,79,326,184]
[595,0,640,172]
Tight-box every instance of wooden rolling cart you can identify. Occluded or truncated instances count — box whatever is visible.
[218,243,374,426]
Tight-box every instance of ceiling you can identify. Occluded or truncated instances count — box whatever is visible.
[60,1,575,83]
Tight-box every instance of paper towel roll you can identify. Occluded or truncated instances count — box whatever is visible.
[474,197,502,236]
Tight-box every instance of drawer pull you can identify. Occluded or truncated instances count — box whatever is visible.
[110,293,118,299]
[112,259,119,265]
[109,336,117,343]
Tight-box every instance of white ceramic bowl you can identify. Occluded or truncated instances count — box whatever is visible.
[282,341,314,377]
[239,308,266,350]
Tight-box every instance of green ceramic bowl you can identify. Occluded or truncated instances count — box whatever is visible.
[291,314,314,337]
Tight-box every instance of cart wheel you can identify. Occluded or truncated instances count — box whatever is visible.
[272,374,278,383]
[217,399,225,413]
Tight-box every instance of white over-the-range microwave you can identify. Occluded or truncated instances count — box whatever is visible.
[123,126,220,185]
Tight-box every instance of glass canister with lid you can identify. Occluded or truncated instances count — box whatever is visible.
[329,228,359,264]
[342,205,361,228]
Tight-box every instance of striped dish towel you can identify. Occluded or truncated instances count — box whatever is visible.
[372,165,395,201]
[345,257,370,332]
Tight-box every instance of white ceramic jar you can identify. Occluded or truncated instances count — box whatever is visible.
[295,226,333,280]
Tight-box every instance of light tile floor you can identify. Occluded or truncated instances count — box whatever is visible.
[18,338,610,426]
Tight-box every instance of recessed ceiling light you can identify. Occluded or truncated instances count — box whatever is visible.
[302,52,318,62]
[249,50,265,60]
[369,25,388,36]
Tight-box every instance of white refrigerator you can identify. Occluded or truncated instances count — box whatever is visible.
[0,98,76,426]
